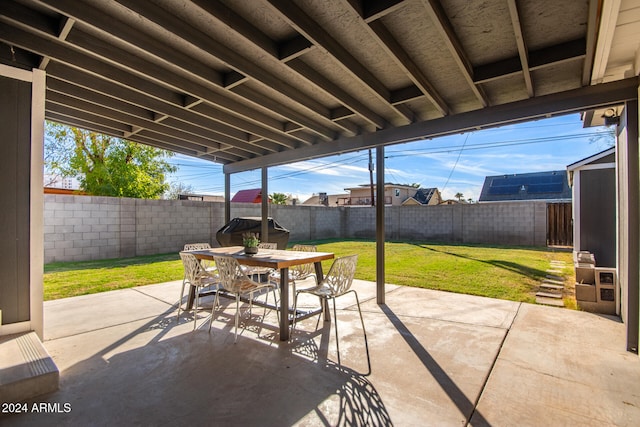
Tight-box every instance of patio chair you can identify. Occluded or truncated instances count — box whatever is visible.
[178,252,222,330]
[243,242,278,282]
[269,244,318,296]
[210,255,280,343]
[183,242,216,272]
[291,255,370,371]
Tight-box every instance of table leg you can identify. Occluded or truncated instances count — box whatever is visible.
[279,267,289,341]
[313,262,331,322]
[187,285,196,310]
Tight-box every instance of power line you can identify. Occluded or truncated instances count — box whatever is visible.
[172,128,611,193]
[441,132,470,193]
[192,152,370,193]
[385,131,610,159]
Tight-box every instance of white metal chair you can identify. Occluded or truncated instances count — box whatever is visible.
[178,251,221,330]
[183,242,216,272]
[210,255,279,343]
[269,244,318,296]
[243,242,278,282]
[258,242,278,250]
[291,255,370,371]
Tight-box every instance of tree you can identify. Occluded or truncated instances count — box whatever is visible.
[45,122,176,199]
[270,192,288,205]
[589,126,616,148]
[164,182,195,200]
[455,192,464,201]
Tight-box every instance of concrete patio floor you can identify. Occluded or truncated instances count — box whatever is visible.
[2,279,640,426]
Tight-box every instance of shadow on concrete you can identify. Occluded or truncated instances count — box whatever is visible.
[380,304,491,426]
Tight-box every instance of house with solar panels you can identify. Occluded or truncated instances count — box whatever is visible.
[478,171,572,203]
[479,170,573,247]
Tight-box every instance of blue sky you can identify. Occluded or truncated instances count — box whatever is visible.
[167,113,614,202]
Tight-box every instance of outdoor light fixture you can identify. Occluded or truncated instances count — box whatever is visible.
[602,108,620,126]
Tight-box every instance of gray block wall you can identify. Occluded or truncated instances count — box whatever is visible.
[44,195,548,263]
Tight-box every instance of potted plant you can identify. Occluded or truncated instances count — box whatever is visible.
[242,232,260,255]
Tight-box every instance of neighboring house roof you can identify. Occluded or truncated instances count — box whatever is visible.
[402,188,441,206]
[439,199,466,205]
[343,183,418,191]
[566,147,616,186]
[44,187,86,195]
[302,193,348,206]
[231,188,265,203]
[178,194,225,202]
[479,171,572,202]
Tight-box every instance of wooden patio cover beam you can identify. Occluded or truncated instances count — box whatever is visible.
[225,77,640,174]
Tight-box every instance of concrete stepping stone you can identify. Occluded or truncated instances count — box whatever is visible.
[536,291,563,299]
[536,296,565,307]
[540,283,564,291]
[536,261,566,307]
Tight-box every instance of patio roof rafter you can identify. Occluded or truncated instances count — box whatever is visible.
[43,64,306,153]
[420,0,489,108]
[265,0,416,126]
[189,0,388,132]
[45,78,283,158]
[91,0,350,140]
[507,0,534,97]
[0,0,335,146]
[44,103,242,162]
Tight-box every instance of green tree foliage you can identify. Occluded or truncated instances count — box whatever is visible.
[45,122,176,198]
[270,192,288,205]
[455,192,464,201]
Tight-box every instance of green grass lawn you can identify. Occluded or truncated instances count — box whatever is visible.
[44,239,574,304]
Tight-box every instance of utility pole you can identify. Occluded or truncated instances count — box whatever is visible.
[369,149,375,206]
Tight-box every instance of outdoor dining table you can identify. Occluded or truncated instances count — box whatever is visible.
[189,246,335,341]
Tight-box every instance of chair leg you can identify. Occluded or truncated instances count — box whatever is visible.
[332,297,341,366]
[290,291,300,341]
[208,289,220,333]
[177,279,187,320]
[234,293,240,343]
[193,286,200,331]
[350,290,371,374]
[272,286,280,324]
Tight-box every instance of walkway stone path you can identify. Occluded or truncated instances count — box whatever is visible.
[535,260,566,307]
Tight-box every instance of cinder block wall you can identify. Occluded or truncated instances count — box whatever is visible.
[44,195,548,263]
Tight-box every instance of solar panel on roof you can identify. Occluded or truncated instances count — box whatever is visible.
[488,185,520,195]
[528,183,564,193]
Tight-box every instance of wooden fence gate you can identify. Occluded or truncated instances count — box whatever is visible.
[547,202,573,246]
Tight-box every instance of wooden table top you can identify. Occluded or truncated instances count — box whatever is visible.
[188,246,334,269]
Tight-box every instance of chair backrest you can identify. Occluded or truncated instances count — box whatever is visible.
[322,255,358,296]
[212,255,250,293]
[180,251,206,285]
[291,244,317,279]
[258,242,277,249]
[183,242,211,251]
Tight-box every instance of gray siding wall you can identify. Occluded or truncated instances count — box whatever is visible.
[0,76,32,324]
[579,168,616,267]
[44,195,547,263]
